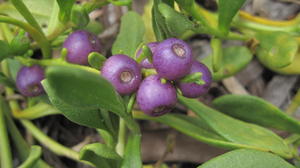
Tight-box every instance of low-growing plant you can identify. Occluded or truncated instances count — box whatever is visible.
[0,0,299,168]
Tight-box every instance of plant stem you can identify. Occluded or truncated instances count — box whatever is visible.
[0,23,14,42]
[239,11,300,27]
[116,118,126,156]
[0,98,13,168]
[10,0,43,33]
[0,16,51,58]
[3,103,52,168]
[20,120,79,161]
[286,89,300,115]
[233,16,300,34]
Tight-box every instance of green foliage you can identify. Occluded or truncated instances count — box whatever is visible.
[88,52,107,69]
[213,95,300,134]
[121,134,142,168]
[71,5,89,29]
[112,11,145,57]
[108,0,132,6]
[42,65,125,129]
[218,0,247,35]
[198,149,295,168]
[0,72,15,89]
[79,143,122,168]
[256,31,298,69]
[202,46,253,81]
[18,146,42,168]
[178,95,292,158]
[10,30,30,56]
[158,3,195,38]
[0,0,54,32]
[0,40,12,61]
[56,0,75,23]
[151,0,171,41]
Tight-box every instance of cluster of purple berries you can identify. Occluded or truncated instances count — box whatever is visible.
[16,30,212,117]
[101,38,212,117]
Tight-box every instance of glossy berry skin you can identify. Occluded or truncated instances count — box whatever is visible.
[16,65,45,97]
[101,54,142,95]
[136,42,158,69]
[63,30,101,65]
[137,75,177,116]
[153,38,192,80]
[178,61,212,98]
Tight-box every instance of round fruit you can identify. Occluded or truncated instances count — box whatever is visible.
[16,65,45,97]
[137,75,177,116]
[178,61,212,98]
[153,38,192,80]
[63,30,101,65]
[101,54,142,95]
[136,42,158,69]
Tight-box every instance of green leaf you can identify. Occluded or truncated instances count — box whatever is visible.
[178,95,293,158]
[88,52,107,69]
[121,134,142,168]
[10,30,30,56]
[0,40,12,61]
[202,46,253,81]
[0,0,54,32]
[6,58,22,81]
[45,65,125,114]
[151,0,171,41]
[18,146,42,168]
[112,11,145,57]
[158,3,194,37]
[79,143,122,168]
[42,79,107,129]
[0,72,15,89]
[218,0,247,35]
[256,31,298,69]
[56,0,75,23]
[198,149,295,168]
[174,0,194,11]
[71,5,90,29]
[212,95,300,134]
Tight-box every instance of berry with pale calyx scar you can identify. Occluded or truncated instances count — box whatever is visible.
[101,54,142,95]
[63,30,102,65]
[178,61,212,98]
[137,75,177,116]
[153,38,192,80]
[16,65,45,97]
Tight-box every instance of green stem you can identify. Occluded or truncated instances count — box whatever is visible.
[20,120,79,161]
[15,103,61,120]
[116,119,126,156]
[286,89,300,115]
[0,16,51,58]
[0,23,14,42]
[16,57,100,74]
[10,0,43,33]
[0,98,13,168]
[284,134,300,145]
[3,105,52,168]
[233,17,300,35]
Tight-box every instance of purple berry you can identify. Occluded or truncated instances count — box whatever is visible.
[16,65,45,97]
[178,61,212,98]
[63,30,102,65]
[101,54,142,95]
[137,75,177,116]
[136,42,159,69]
[153,38,192,80]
